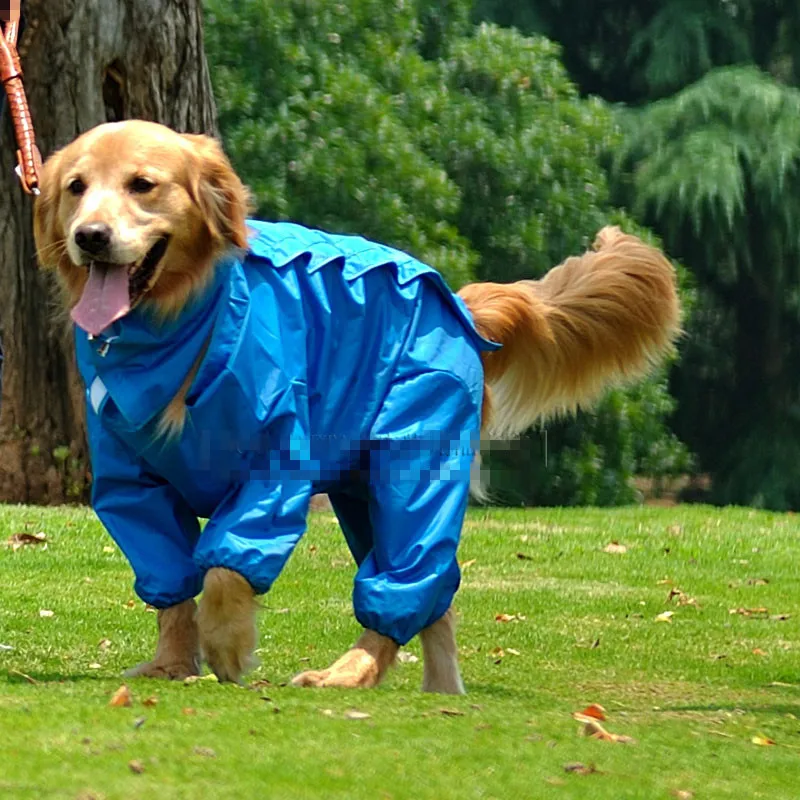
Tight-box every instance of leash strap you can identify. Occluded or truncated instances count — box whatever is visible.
[1,3,40,195]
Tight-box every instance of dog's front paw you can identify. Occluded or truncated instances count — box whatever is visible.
[196,567,258,684]
[291,630,398,689]
[199,629,258,684]
[124,658,200,681]
[123,598,200,680]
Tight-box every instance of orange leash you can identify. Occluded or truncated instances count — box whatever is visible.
[1,4,40,195]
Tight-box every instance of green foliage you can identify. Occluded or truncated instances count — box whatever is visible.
[203,0,689,505]
[614,66,800,508]
[475,1,800,508]
[617,67,800,259]
[627,1,751,99]
[205,0,475,284]
[474,1,800,102]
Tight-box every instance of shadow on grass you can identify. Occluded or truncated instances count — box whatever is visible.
[461,682,543,701]
[4,670,128,685]
[659,701,800,717]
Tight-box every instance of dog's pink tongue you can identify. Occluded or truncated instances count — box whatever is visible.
[71,263,131,336]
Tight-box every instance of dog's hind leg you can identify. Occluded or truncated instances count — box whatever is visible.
[124,599,200,680]
[291,629,398,688]
[420,607,465,695]
[196,567,258,683]
[291,490,400,689]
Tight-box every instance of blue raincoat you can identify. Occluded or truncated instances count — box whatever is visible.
[76,221,499,645]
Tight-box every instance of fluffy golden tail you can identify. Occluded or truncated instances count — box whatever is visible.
[458,227,681,438]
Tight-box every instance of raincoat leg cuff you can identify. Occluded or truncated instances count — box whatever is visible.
[133,573,204,610]
[194,553,268,596]
[353,595,455,647]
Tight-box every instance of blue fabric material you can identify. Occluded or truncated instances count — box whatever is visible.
[77,220,499,644]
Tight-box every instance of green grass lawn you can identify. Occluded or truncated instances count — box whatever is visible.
[1,503,799,799]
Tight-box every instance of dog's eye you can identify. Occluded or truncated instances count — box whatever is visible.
[130,177,156,194]
[67,178,86,196]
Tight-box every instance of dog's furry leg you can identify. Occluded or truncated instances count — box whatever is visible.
[420,607,465,695]
[124,599,200,680]
[196,567,258,683]
[291,629,398,689]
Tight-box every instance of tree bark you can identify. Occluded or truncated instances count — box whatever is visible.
[0,0,217,503]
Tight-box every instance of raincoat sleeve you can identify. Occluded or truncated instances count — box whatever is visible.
[86,405,203,609]
[192,477,312,595]
[191,352,315,594]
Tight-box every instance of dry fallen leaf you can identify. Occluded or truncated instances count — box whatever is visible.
[128,760,145,774]
[6,531,47,551]
[666,525,683,536]
[183,674,219,685]
[489,647,505,662]
[563,762,599,775]
[729,607,769,617]
[397,652,419,664]
[572,709,635,744]
[752,648,768,656]
[109,685,132,707]
[193,746,216,758]
[142,696,158,707]
[344,710,371,720]
[494,614,525,622]
[182,707,196,716]
[98,638,111,650]
[580,718,636,744]
[655,611,674,623]
[671,791,694,799]
[460,558,477,569]
[603,541,627,554]
[751,734,776,746]
[439,708,465,717]
[667,588,698,607]
[576,704,607,721]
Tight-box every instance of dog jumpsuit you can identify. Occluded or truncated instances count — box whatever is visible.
[76,221,499,645]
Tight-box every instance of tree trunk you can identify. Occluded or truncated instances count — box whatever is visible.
[0,0,217,503]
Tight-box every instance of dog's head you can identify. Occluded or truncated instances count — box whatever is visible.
[34,120,250,334]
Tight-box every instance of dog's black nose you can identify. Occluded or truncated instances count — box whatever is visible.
[74,223,112,257]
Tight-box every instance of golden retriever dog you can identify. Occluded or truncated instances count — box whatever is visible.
[33,120,679,692]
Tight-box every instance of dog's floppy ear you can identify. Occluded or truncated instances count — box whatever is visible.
[182,134,250,251]
[33,149,66,270]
